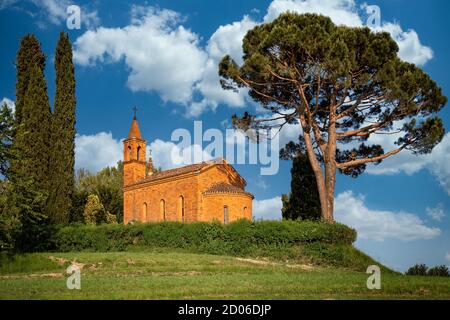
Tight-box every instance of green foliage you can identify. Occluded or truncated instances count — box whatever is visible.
[3,32,77,252]
[302,242,392,273]
[281,146,321,220]
[11,63,51,195]
[221,13,447,170]
[14,34,46,125]
[54,220,357,253]
[406,264,449,277]
[1,166,53,252]
[83,194,105,225]
[5,61,52,253]
[73,162,123,223]
[47,32,76,225]
[0,181,21,251]
[0,103,15,177]
[406,264,428,276]
[427,265,450,277]
[220,13,447,220]
[0,252,62,273]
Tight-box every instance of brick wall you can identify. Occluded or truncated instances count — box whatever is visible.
[123,163,253,224]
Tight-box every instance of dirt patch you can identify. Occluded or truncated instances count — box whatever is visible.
[47,256,70,266]
[47,256,102,271]
[0,272,64,279]
[235,257,314,271]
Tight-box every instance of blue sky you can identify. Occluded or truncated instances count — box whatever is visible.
[1,0,450,272]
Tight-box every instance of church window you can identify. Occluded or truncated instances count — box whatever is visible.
[160,199,166,221]
[142,202,148,221]
[224,206,229,224]
[178,196,185,223]
[137,146,141,161]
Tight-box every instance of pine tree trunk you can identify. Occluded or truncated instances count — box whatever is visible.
[300,117,330,221]
[324,107,337,222]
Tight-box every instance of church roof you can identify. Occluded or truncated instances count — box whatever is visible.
[128,158,249,193]
[203,182,253,197]
[128,116,142,139]
[144,162,210,182]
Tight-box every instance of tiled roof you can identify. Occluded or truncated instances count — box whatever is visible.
[143,162,210,182]
[203,182,252,197]
[128,117,142,139]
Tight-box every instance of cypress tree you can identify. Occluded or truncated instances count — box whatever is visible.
[280,138,321,221]
[47,32,76,224]
[15,34,46,125]
[14,63,52,193]
[6,63,52,251]
[282,154,322,221]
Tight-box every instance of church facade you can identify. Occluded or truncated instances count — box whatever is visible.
[123,116,253,224]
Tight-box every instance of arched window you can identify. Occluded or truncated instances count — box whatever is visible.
[160,199,166,221]
[243,207,247,217]
[224,206,229,224]
[142,202,147,221]
[137,146,141,161]
[178,196,185,223]
[128,145,132,161]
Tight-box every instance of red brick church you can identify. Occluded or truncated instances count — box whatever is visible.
[123,115,253,224]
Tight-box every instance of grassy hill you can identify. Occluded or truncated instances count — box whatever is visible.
[1,221,449,299]
[1,250,450,299]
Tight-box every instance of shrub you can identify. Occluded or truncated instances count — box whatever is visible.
[406,264,428,276]
[427,265,450,277]
[53,220,356,253]
[406,264,450,277]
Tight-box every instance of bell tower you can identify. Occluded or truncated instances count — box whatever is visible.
[123,108,147,186]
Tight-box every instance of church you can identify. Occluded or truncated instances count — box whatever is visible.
[123,115,253,224]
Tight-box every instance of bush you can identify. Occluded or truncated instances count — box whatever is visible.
[406,264,450,277]
[54,220,356,253]
[427,265,450,277]
[406,264,428,276]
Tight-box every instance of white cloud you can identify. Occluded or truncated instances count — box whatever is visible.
[189,16,257,117]
[0,97,15,113]
[265,0,362,26]
[150,139,212,170]
[446,252,450,262]
[377,22,433,66]
[426,134,450,196]
[253,196,282,220]
[73,1,433,118]
[365,132,450,196]
[75,132,122,173]
[426,204,445,222]
[74,6,207,105]
[74,132,214,173]
[335,191,441,241]
[29,0,99,29]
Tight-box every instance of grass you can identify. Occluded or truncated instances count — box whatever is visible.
[1,250,450,299]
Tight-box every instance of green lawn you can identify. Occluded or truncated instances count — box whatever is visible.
[1,251,449,299]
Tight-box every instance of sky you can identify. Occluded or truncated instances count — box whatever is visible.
[1,0,450,272]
